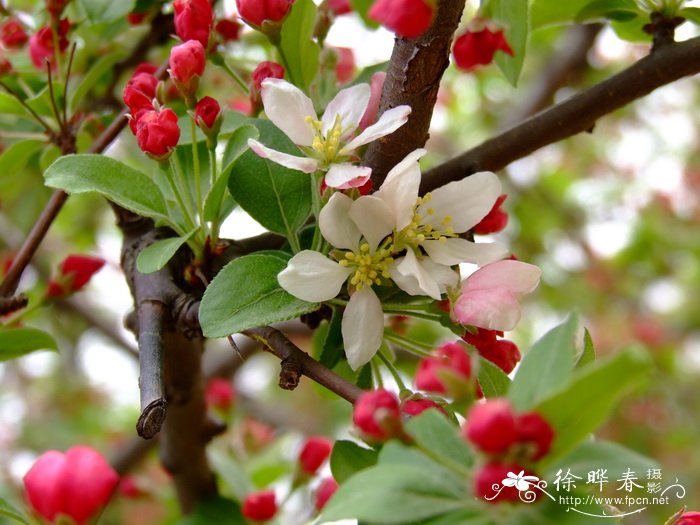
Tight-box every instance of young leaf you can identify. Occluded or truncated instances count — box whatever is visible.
[0,140,45,175]
[199,252,319,338]
[477,357,511,397]
[0,328,58,362]
[404,410,473,470]
[44,155,170,222]
[136,229,198,274]
[508,313,579,412]
[330,440,378,484]
[279,0,320,90]
[71,49,128,111]
[482,0,529,86]
[228,120,312,239]
[680,6,700,25]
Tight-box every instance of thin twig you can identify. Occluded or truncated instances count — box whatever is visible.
[0,79,55,134]
[46,60,65,129]
[62,43,77,126]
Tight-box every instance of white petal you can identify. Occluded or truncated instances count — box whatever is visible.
[389,250,439,300]
[420,171,501,233]
[248,139,319,173]
[422,239,508,266]
[342,287,384,370]
[343,105,412,152]
[321,83,370,138]
[319,193,362,250]
[278,250,352,302]
[261,78,317,146]
[463,260,542,295]
[348,196,394,252]
[375,148,426,231]
[324,163,372,189]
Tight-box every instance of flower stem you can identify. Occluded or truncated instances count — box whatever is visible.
[190,117,203,222]
[370,359,384,389]
[376,349,408,391]
[166,157,198,234]
[207,145,221,244]
[218,58,249,95]
[384,309,444,323]
[310,172,323,251]
[383,331,434,358]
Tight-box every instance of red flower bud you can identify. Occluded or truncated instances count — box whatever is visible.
[236,0,294,28]
[515,412,554,461]
[23,446,119,525]
[400,398,446,417]
[453,24,513,71]
[328,0,351,15]
[118,476,144,499]
[123,72,158,114]
[0,54,12,76]
[333,47,355,84]
[46,0,71,18]
[215,19,243,42]
[479,340,521,374]
[415,341,472,395]
[675,512,700,525]
[46,255,106,298]
[135,108,180,160]
[242,490,277,521]
[169,40,206,97]
[368,0,434,39]
[173,0,214,47]
[1,20,28,49]
[315,477,339,511]
[134,62,158,76]
[473,194,508,235]
[194,96,221,130]
[127,12,147,25]
[464,399,517,455]
[29,20,70,70]
[353,389,402,441]
[474,463,529,503]
[250,60,285,112]
[298,436,333,475]
[204,377,235,411]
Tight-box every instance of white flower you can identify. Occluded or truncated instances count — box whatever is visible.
[371,149,509,300]
[278,192,395,370]
[248,78,411,189]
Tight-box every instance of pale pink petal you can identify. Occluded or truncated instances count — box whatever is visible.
[453,288,522,331]
[319,193,362,251]
[278,250,352,302]
[463,260,541,295]
[359,71,386,130]
[419,171,501,233]
[343,105,412,152]
[375,148,425,231]
[422,238,508,266]
[321,83,370,138]
[348,195,394,252]
[261,78,317,146]
[248,139,319,173]
[324,163,372,189]
[342,287,384,370]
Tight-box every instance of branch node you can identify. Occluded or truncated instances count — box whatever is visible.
[279,357,302,390]
[0,294,28,316]
[136,398,168,439]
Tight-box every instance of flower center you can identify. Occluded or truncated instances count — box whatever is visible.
[305,114,344,165]
[394,193,458,252]
[338,242,394,290]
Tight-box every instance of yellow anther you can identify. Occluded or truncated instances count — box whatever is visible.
[441,215,453,226]
[439,236,447,243]
[360,243,370,253]
[426,208,434,215]
[339,259,349,266]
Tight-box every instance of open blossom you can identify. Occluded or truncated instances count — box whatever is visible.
[248,78,410,189]
[453,259,541,331]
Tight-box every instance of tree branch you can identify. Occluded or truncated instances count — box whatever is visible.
[421,35,700,192]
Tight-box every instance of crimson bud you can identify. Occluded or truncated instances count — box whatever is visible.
[123,72,158,115]
[250,61,285,113]
[516,413,554,461]
[242,490,277,521]
[400,397,446,417]
[0,54,12,76]
[23,446,119,525]
[675,512,700,525]
[173,0,214,47]
[334,47,355,84]
[327,0,351,15]
[0,20,28,48]
[46,0,71,18]
[194,96,221,132]
[368,0,434,39]
[473,194,508,234]
[315,477,339,511]
[352,389,402,441]
[453,24,514,71]
[45,255,105,298]
[298,436,333,475]
[215,19,243,42]
[135,107,180,160]
[28,20,70,70]
[204,377,235,411]
[415,341,472,395]
[169,39,206,99]
[236,0,294,34]
[464,399,518,455]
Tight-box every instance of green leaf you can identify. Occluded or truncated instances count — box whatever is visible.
[349,0,380,28]
[0,327,58,362]
[221,124,259,175]
[680,6,700,25]
[279,0,320,90]
[319,307,344,369]
[173,496,244,525]
[537,348,652,464]
[228,120,312,238]
[483,0,529,86]
[330,440,378,484]
[509,314,579,412]
[0,497,31,524]
[208,448,253,501]
[404,410,473,470]
[0,92,26,115]
[531,0,592,28]
[136,230,198,274]
[44,154,169,222]
[575,0,639,23]
[321,464,465,524]
[417,512,489,525]
[27,82,65,118]
[575,328,596,368]
[78,0,135,23]
[199,252,319,338]
[0,140,44,175]
[71,50,128,111]
[477,357,511,397]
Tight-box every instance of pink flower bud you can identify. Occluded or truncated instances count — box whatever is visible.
[135,108,180,160]
[123,72,158,114]
[315,477,339,511]
[675,512,700,525]
[334,47,355,84]
[204,377,235,410]
[236,0,294,28]
[194,96,221,130]
[515,412,554,461]
[415,341,472,395]
[0,54,12,76]
[453,24,514,72]
[473,194,508,234]
[474,463,528,503]
[169,40,206,97]
[173,0,214,47]
[118,476,144,499]
[46,0,71,18]
[328,0,351,15]
[250,61,285,112]
[242,490,277,521]
[46,255,106,298]
[298,437,333,475]
[134,62,158,76]
[352,389,402,441]
[23,446,119,525]
[215,19,243,42]
[359,71,385,130]
[29,20,70,70]
[463,399,518,455]
[368,0,434,39]
[400,398,446,417]
[0,20,28,49]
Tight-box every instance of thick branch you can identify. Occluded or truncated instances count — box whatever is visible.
[422,35,700,192]
[363,0,466,186]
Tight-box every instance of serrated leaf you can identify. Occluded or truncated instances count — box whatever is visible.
[228,120,312,238]
[279,0,320,90]
[136,229,198,273]
[0,498,30,525]
[404,410,473,470]
[199,252,319,337]
[509,314,579,412]
[0,328,57,362]
[477,357,511,397]
[330,440,378,484]
[44,154,170,222]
